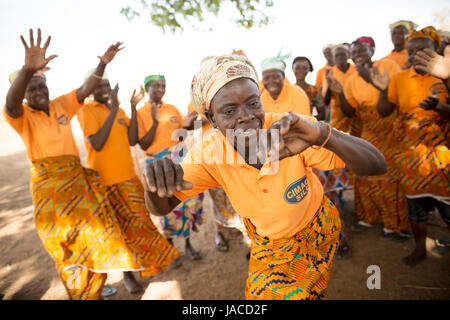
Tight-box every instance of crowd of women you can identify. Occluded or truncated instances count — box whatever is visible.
[3,18,449,300]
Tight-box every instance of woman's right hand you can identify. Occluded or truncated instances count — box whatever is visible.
[415,46,450,80]
[21,28,57,72]
[145,158,193,198]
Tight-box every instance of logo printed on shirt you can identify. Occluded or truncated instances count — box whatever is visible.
[169,116,179,124]
[284,176,309,204]
[117,118,127,127]
[57,114,68,125]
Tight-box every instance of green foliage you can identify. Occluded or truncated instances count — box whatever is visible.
[120,0,274,32]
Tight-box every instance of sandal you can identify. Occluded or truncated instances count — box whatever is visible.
[432,238,450,254]
[392,231,412,243]
[337,243,351,259]
[101,285,117,298]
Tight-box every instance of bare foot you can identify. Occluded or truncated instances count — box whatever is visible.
[123,272,143,294]
[402,249,426,267]
[186,244,202,260]
[215,231,228,252]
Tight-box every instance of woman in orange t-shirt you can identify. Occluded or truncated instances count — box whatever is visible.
[376,27,450,266]
[77,77,178,294]
[3,29,167,300]
[328,37,410,240]
[143,54,387,300]
[137,75,204,266]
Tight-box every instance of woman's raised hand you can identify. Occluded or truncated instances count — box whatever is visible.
[130,86,145,109]
[98,41,124,65]
[325,69,343,94]
[370,66,390,91]
[20,28,57,72]
[415,46,450,80]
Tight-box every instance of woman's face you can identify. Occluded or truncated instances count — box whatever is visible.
[148,80,166,102]
[351,43,373,66]
[333,47,350,67]
[207,78,265,149]
[262,69,284,99]
[407,37,435,69]
[25,77,49,110]
[292,60,311,82]
[93,80,112,104]
[391,25,408,47]
[323,48,334,65]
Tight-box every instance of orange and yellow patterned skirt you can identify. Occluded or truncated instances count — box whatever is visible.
[244,196,341,300]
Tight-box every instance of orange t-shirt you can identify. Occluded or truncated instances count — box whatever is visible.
[174,112,345,239]
[260,83,311,116]
[322,64,357,133]
[315,64,333,88]
[388,67,449,116]
[137,102,183,154]
[344,59,401,110]
[77,101,136,185]
[381,49,408,70]
[3,90,81,161]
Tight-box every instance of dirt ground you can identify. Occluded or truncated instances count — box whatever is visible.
[0,118,449,300]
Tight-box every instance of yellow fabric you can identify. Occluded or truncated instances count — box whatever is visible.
[77,101,136,185]
[174,112,345,239]
[260,83,311,115]
[3,90,81,161]
[137,101,183,153]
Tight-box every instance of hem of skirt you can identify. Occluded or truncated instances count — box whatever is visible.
[61,264,146,274]
[405,193,450,205]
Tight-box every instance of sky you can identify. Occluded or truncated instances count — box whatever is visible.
[0,0,449,117]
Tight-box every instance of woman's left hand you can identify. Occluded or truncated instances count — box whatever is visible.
[98,41,124,65]
[419,88,440,111]
[263,113,325,161]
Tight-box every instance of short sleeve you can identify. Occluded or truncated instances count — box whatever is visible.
[173,141,220,201]
[53,90,82,119]
[137,109,148,139]
[3,105,25,133]
[77,106,100,138]
[300,147,345,171]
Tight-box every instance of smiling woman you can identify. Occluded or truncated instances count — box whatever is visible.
[143,54,387,300]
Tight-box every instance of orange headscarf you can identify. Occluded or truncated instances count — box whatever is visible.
[406,26,442,51]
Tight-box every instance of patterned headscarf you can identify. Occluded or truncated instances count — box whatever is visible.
[389,20,418,32]
[261,50,291,73]
[190,54,259,115]
[350,36,376,50]
[144,75,165,91]
[406,26,442,51]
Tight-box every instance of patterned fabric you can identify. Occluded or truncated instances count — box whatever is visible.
[31,155,178,299]
[190,54,259,114]
[353,105,411,232]
[144,75,165,91]
[244,196,341,300]
[406,26,442,50]
[303,84,324,114]
[146,144,205,239]
[391,110,450,203]
[208,187,246,235]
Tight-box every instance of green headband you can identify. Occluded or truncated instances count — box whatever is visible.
[144,75,165,91]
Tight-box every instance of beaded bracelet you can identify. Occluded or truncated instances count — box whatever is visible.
[311,122,332,150]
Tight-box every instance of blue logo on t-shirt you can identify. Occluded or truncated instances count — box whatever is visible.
[57,114,68,125]
[284,176,309,204]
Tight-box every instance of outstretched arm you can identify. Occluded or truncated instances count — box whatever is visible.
[266,113,387,176]
[75,42,123,104]
[5,28,57,118]
[128,87,144,146]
